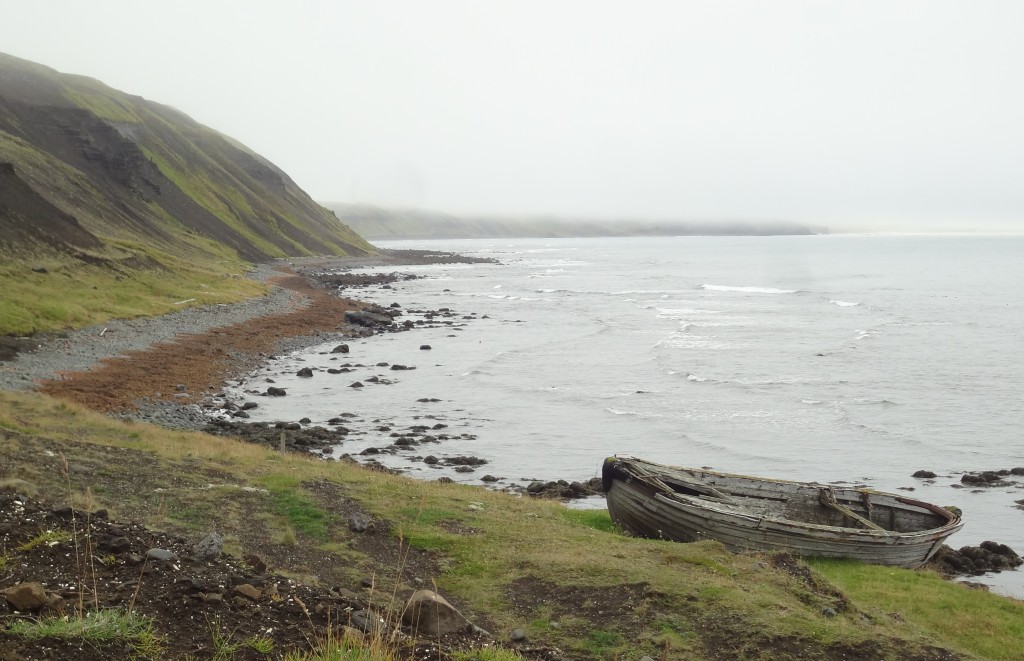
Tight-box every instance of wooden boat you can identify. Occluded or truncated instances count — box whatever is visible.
[603,456,963,568]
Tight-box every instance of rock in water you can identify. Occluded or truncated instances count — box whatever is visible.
[296,367,314,377]
[331,344,350,354]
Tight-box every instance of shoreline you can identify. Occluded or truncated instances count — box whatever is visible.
[1,251,481,412]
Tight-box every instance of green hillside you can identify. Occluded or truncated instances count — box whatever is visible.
[0,53,373,335]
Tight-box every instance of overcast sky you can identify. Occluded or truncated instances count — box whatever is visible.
[2,1,1023,231]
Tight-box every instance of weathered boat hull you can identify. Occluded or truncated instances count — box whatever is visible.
[604,457,963,568]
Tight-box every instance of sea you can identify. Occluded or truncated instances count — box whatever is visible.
[227,234,1024,598]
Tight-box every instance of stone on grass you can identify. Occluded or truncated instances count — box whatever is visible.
[402,589,475,636]
[3,582,47,611]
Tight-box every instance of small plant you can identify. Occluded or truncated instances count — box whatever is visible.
[5,608,162,658]
[584,629,623,656]
[247,635,275,654]
[15,529,72,552]
[282,625,393,660]
[208,616,245,660]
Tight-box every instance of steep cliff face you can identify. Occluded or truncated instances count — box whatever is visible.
[0,52,372,265]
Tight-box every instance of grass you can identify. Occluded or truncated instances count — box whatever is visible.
[5,608,162,658]
[811,558,1024,660]
[3,389,1023,659]
[259,475,332,541]
[0,256,265,336]
[15,529,72,551]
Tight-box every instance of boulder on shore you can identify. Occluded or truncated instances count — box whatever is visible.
[402,589,480,636]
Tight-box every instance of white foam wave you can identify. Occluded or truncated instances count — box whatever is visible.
[687,374,707,382]
[657,308,722,315]
[830,300,860,307]
[702,284,797,294]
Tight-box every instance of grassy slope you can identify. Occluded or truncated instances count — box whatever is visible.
[2,390,1021,660]
[0,53,373,335]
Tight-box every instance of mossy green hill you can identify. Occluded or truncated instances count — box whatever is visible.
[0,52,372,334]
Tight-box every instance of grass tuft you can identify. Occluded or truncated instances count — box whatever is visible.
[6,608,162,657]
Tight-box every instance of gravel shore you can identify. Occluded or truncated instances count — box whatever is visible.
[0,264,306,391]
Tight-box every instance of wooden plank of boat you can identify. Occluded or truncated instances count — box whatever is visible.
[630,459,739,504]
[818,487,885,531]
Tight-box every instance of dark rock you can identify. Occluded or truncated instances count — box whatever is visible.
[241,401,258,410]
[391,364,413,371]
[345,310,395,327]
[244,554,268,574]
[420,344,432,350]
[912,470,937,479]
[331,344,350,354]
[961,471,1005,486]
[481,474,501,483]
[266,387,287,396]
[510,628,527,642]
[297,367,314,378]
[350,609,384,633]
[97,535,131,554]
[299,417,312,424]
[146,548,178,562]
[928,541,1023,576]
[194,532,223,562]
[350,382,364,388]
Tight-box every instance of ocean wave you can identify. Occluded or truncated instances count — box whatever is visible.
[830,300,860,307]
[701,284,797,294]
[656,307,722,316]
[687,373,708,383]
[850,398,900,407]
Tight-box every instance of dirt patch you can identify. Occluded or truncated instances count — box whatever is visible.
[0,336,47,363]
[0,489,527,661]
